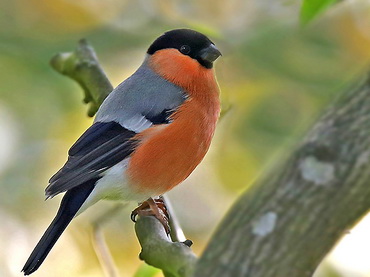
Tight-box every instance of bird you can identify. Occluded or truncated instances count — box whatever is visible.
[22,28,221,275]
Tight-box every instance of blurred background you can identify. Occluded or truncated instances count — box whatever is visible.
[1,0,370,276]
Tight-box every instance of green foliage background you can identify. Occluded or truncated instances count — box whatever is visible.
[300,0,341,24]
[0,1,369,276]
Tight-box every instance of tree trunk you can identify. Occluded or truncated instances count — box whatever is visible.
[194,74,370,277]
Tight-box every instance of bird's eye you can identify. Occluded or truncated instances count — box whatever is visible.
[180,45,191,54]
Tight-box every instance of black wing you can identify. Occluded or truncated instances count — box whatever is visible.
[45,121,137,198]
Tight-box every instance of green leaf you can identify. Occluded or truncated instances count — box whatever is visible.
[133,264,161,277]
[300,0,341,25]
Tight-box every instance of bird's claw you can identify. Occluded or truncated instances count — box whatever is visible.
[131,211,138,222]
[131,197,170,234]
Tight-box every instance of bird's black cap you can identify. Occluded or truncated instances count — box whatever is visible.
[147,29,221,69]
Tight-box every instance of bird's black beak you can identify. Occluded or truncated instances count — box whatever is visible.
[199,44,222,63]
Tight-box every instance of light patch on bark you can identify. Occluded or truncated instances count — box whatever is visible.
[299,156,335,185]
[306,119,333,142]
[252,212,277,237]
[355,150,370,168]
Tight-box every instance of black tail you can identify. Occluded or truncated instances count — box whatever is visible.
[22,179,96,275]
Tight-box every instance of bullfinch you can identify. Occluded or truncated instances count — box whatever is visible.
[22,28,221,275]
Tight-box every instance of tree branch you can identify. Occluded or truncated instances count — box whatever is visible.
[50,39,113,117]
[193,73,370,277]
[50,40,195,276]
[162,195,187,243]
[91,204,125,277]
[135,216,197,277]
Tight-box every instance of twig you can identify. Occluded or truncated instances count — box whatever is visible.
[161,195,186,243]
[50,39,113,116]
[135,216,197,277]
[91,204,125,277]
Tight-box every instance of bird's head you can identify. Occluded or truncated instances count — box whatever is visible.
[146,29,221,88]
[147,29,221,69]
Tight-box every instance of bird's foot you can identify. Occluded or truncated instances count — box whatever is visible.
[131,197,170,234]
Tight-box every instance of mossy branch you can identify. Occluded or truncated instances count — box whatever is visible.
[135,216,197,277]
[50,39,113,116]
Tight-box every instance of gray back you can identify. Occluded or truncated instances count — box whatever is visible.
[95,55,186,132]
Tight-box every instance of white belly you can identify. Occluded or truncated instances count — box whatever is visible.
[76,159,151,215]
